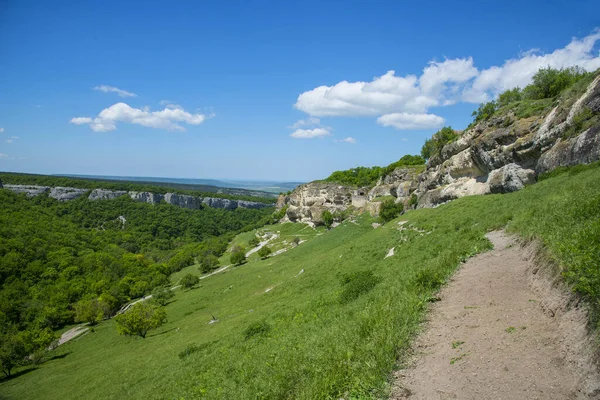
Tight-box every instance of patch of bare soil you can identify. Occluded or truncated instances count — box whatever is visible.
[392,231,600,400]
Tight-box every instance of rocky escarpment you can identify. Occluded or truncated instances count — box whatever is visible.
[3,185,272,210]
[279,73,600,224]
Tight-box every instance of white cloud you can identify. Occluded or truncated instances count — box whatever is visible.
[288,117,321,129]
[377,113,445,130]
[70,102,209,132]
[0,128,4,133]
[5,140,12,144]
[93,85,137,98]
[290,128,331,139]
[293,30,600,130]
[0,153,7,159]
[335,137,356,144]
[10,136,19,140]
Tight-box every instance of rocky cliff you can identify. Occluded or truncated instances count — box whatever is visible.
[279,73,600,224]
[3,185,272,211]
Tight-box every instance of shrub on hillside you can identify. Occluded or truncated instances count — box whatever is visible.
[114,302,167,339]
[379,199,404,223]
[151,287,175,306]
[230,250,246,265]
[322,210,334,229]
[74,298,109,325]
[244,320,271,340]
[248,236,260,248]
[199,254,220,274]
[522,66,588,100]
[339,270,382,304]
[257,246,272,259]
[180,273,199,289]
[420,126,458,160]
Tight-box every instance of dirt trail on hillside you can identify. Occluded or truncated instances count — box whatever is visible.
[392,231,600,400]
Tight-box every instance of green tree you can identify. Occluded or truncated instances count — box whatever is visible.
[497,87,522,108]
[199,254,220,274]
[248,236,260,248]
[421,126,458,160]
[151,287,174,306]
[523,66,587,100]
[74,298,107,325]
[180,274,199,289]
[471,101,498,124]
[322,210,334,229]
[257,246,272,259]
[0,330,27,377]
[114,303,167,339]
[230,250,247,266]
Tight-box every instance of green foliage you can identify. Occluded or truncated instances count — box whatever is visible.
[248,236,260,248]
[323,155,424,187]
[522,66,588,100]
[379,199,404,223]
[0,189,270,337]
[339,270,382,304]
[151,287,175,306]
[114,302,167,339]
[496,87,522,108]
[198,254,220,274]
[74,299,109,325]
[421,126,459,160]
[6,163,600,400]
[243,320,271,340]
[0,330,27,377]
[562,107,598,139]
[291,237,301,246]
[257,246,272,259]
[230,250,246,266]
[180,274,199,289]
[271,205,288,222]
[471,101,498,124]
[322,210,334,229]
[178,343,212,360]
[409,193,418,208]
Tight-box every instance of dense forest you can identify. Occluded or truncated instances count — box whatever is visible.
[0,188,274,365]
[0,172,276,204]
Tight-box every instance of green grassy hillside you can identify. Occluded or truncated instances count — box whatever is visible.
[2,162,599,399]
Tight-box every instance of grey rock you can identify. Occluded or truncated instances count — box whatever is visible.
[487,163,536,194]
[88,189,128,201]
[4,185,51,197]
[49,187,87,201]
[537,125,600,174]
[202,197,236,210]
[236,200,270,209]
[129,191,164,205]
[164,193,202,209]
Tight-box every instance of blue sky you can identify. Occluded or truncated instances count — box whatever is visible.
[1,0,599,182]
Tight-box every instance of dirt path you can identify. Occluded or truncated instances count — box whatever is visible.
[392,231,599,400]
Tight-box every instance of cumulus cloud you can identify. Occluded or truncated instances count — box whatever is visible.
[0,128,4,133]
[377,113,445,130]
[70,102,209,132]
[293,30,600,130]
[93,85,137,98]
[335,137,356,144]
[290,128,331,139]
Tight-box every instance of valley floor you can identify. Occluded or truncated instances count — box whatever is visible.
[392,231,599,399]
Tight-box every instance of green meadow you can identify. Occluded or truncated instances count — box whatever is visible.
[2,162,599,399]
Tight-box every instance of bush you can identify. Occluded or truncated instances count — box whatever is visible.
[243,320,271,340]
[339,270,382,304]
[322,210,333,229]
[180,274,199,289]
[421,126,458,160]
[248,236,260,248]
[497,87,522,108]
[151,287,174,306]
[74,298,108,325]
[522,66,588,100]
[230,250,246,266]
[114,303,167,339]
[471,101,498,124]
[257,246,272,259]
[408,193,418,208]
[199,254,220,274]
[291,237,301,246]
[379,199,404,223]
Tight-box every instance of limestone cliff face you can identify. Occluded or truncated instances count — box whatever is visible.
[2,185,271,211]
[279,74,600,223]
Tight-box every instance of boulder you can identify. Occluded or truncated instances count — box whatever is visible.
[487,163,536,194]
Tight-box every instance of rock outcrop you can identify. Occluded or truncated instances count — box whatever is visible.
[278,73,600,223]
[4,184,51,197]
[50,187,88,201]
[2,185,271,211]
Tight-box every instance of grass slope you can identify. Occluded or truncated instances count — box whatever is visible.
[2,163,600,399]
